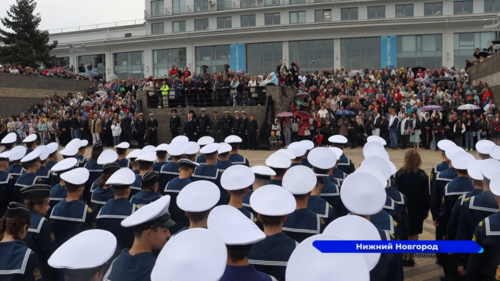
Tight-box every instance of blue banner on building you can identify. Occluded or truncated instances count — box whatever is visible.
[230,44,245,72]
[380,36,397,69]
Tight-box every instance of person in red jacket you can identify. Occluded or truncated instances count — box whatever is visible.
[169,65,178,77]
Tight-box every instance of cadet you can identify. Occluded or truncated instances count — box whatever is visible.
[225,135,250,166]
[153,143,168,175]
[151,228,227,281]
[130,171,162,207]
[104,195,175,281]
[89,149,118,194]
[265,152,291,186]
[165,159,199,233]
[298,140,314,168]
[1,132,17,153]
[90,162,121,214]
[248,184,297,281]
[96,168,137,250]
[232,111,241,138]
[8,146,27,186]
[77,140,88,167]
[45,142,59,171]
[198,108,211,138]
[49,158,78,211]
[208,205,276,281]
[211,111,223,143]
[476,139,495,160]
[466,173,500,280]
[287,142,306,167]
[184,141,200,162]
[222,111,233,139]
[215,143,234,171]
[430,140,454,200]
[491,146,500,161]
[243,165,276,215]
[328,135,355,174]
[165,135,189,163]
[16,150,42,195]
[196,136,215,164]
[221,165,256,220]
[0,202,44,281]
[0,152,15,216]
[192,143,225,197]
[48,229,117,281]
[281,166,323,243]
[23,134,37,154]
[455,159,500,276]
[159,142,186,189]
[84,142,104,202]
[21,184,63,281]
[115,142,131,168]
[130,152,156,198]
[239,111,249,149]
[49,168,94,245]
[176,180,220,233]
[34,146,51,185]
[126,149,141,175]
[170,109,181,140]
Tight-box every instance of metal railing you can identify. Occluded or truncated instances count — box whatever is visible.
[47,19,145,34]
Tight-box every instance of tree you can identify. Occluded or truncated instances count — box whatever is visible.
[0,0,57,69]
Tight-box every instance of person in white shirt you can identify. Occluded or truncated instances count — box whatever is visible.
[400,113,410,149]
[111,119,122,146]
[317,104,329,119]
[298,72,307,84]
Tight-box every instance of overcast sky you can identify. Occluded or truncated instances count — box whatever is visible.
[0,0,144,31]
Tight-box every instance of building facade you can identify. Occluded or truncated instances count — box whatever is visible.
[48,0,500,79]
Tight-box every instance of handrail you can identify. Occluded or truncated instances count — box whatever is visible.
[47,19,145,34]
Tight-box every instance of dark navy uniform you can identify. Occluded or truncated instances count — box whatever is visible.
[268,179,282,186]
[116,158,131,169]
[103,249,156,281]
[232,117,241,137]
[45,160,57,171]
[49,199,94,245]
[222,115,233,139]
[438,176,474,235]
[289,162,302,168]
[130,191,162,207]
[370,229,404,281]
[220,265,276,281]
[96,198,137,250]
[49,184,66,211]
[152,161,166,175]
[84,160,103,201]
[130,174,142,199]
[0,240,44,281]
[25,212,62,281]
[158,162,180,190]
[192,164,226,205]
[242,189,255,215]
[16,173,42,200]
[299,158,312,168]
[228,153,249,166]
[249,232,297,281]
[382,196,403,238]
[283,208,323,243]
[320,178,347,217]
[195,154,206,164]
[446,189,483,241]
[35,166,51,185]
[370,210,397,237]
[431,167,457,223]
[238,206,256,222]
[331,167,347,184]
[337,153,355,174]
[90,177,101,193]
[214,160,233,171]
[430,161,448,196]
[307,195,336,226]
[0,171,16,213]
[386,184,410,240]
[76,154,87,168]
[90,186,114,215]
[164,177,192,233]
[466,213,500,280]
[7,163,25,184]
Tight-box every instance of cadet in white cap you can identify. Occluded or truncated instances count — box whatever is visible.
[152,228,227,281]
[490,145,500,161]
[45,142,59,171]
[280,166,323,243]
[225,135,250,166]
[192,143,225,199]
[176,180,220,233]
[96,168,139,250]
[476,140,495,159]
[248,185,297,281]
[0,151,15,216]
[298,140,314,168]
[329,134,355,174]
[115,142,131,168]
[164,159,199,233]
[130,152,157,198]
[265,152,291,186]
[130,171,162,207]
[49,158,78,210]
[242,166,276,213]
[49,167,93,246]
[104,196,175,281]
[367,135,387,146]
[48,229,117,281]
[83,141,104,202]
[89,162,121,214]
[126,149,142,175]
[1,132,17,153]
[196,136,214,164]
[16,150,42,193]
[76,139,89,168]
[89,149,119,195]
[215,143,233,171]
[59,143,79,159]
[23,134,37,154]
[308,172,336,226]
[208,205,274,281]
[153,144,169,175]
[159,142,186,189]
[7,146,27,186]
[0,202,44,281]
[184,141,200,161]
[34,146,51,185]
[287,142,307,167]
[221,165,256,220]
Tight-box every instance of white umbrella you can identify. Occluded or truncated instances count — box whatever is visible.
[109,74,118,80]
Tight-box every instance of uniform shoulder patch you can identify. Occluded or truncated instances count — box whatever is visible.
[9,176,13,180]
[37,178,43,182]
[464,197,471,202]
[458,195,463,200]
[329,204,333,209]
[253,217,258,223]
[393,221,398,227]
[390,233,395,239]
[34,268,42,281]
[479,221,484,228]
[472,234,477,242]
[87,207,93,214]
[50,232,55,242]
[320,218,325,225]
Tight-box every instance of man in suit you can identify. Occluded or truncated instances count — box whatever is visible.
[90,114,101,145]
[79,115,89,143]
[222,111,233,139]
[136,113,146,148]
[388,109,399,149]
[170,109,181,140]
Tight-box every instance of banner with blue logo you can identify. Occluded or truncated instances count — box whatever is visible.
[230,44,245,72]
[380,36,397,69]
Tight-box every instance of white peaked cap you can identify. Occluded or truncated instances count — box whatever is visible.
[48,230,116,270]
[308,147,337,169]
[106,168,136,185]
[328,135,348,144]
[445,146,465,160]
[155,143,169,152]
[356,165,387,187]
[1,132,16,144]
[265,152,292,169]
[451,152,476,170]
[361,156,392,180]
[221,165,255,191]
[476,140,495,155]
[341,172,386,215]
[324,215,382,270]
[277,149,295,160]
[367,135,387,145]
[59,145,79,157]
[438,139,456,151]
[81,140,89,147]
[51,158,78,172]
[286,234,370,281]
[185,142,200,155]
[490,172,500,196]
[208,205,265,245]
[363,141,384,155]
[250,184,296,216]
[218,143,232,154]
[0,151,12,159]
[251,165,276,177]
[142,145,156,152]
[121,195,174,228]
[467,160,484,180]
[299,140,314,150]
[197,136,215,146]
[479,159,500,180]
[283,166,317,195]
[34,145,50,161]
[363,145,390,161]
[20,150,41,163]
[167,142,187,156]
[151,228,227,281]
[287,142,307,158]
[67,139,82,149]
[329,147,343,160]
[177,181,220,212]
[97,149,118,165]
[200,143,220,154]
[126,149,142,159]
[136,152,157,162]
[23,134,37,143]
[9,146,26,161]
[490,146,500,160]
[60,168,89,185]
[172,135,189,144]
[115,142,130,149]
[225,135,242,144]
[47,142,59,154]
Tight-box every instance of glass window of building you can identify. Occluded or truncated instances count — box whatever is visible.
[289,0,306,4]
[194,0,209,12]
[454,1,473,14]
[454,32,494,68]
[241,0,256,8]
[173,21,186,32]
[424,3,443,16]
[78,54,106,74]
[195,18,209,30]
[396,4,413,17]
[265,0,280,6]
[241,15,256,27]
[397,34,442,70]
[153,48,187,76]
[367,6,385,19]
[341,8,358,20]
[484,0,500,12]
[151,23,164,34]
[315,9,331,22]
[265,13,281,25]
[217,17,232,29]
[246,42,282,75]
[151,0,164,17]
[195,45,230,74]
[289,40,334,72]
[113,51,144,80]
[173,0,186,14]
[217,0,232,10]
[55,57,70,69]
[341,37,381,70]
[290,11,306,24]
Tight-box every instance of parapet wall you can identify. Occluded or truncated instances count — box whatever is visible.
[467,55,500,108]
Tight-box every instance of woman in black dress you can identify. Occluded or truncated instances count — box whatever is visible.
[395,150,430,266]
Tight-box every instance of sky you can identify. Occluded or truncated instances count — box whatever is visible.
[0,0,144,31]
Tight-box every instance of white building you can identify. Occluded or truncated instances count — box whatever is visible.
[49,0,500,79]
